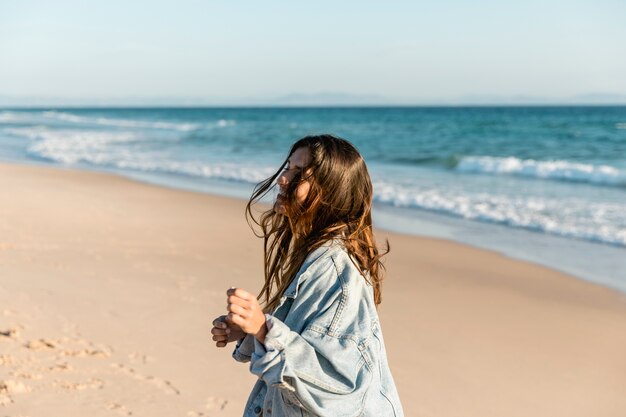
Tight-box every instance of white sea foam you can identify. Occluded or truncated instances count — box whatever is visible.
[9,126,272,183]
[114,160,274,184]
[39,110,234,131]
[455,156,626,187]
[41,110,202,131]
[373,180,626,247]
[1,110,234,131]
[0,111,18,122]
[11,127,138,164]
[216,119,236,127]
[616,123,626,130]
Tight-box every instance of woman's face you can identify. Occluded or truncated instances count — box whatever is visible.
[274,147,313,216]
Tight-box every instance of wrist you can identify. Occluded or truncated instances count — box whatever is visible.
[254,320,268,343]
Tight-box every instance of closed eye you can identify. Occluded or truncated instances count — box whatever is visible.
[283,164,303,171]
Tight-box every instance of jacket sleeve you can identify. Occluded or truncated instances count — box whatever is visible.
[232,334,255,363]
[248,258,372,416]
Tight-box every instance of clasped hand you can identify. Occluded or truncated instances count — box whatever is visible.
[211,288,268,348]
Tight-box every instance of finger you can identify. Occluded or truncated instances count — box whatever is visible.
[228,312,246,327]
[224,315,242,330]
[211,327,230,336]
[227,303,249,318]
[212,334,228,342]
[228,295,251,309]
[235,288,254,300]
[216,341,227,348]
[212,316,228,328]
[227,287,253,301]
[212,320,227,329]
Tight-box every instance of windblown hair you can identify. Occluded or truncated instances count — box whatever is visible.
[246,134,389,313]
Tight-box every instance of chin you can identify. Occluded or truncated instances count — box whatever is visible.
[273,202,287,215]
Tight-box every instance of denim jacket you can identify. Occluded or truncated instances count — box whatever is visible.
[232,240,404,417]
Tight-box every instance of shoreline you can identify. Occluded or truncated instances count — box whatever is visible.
[7,158,625,295]
[1,162,625,417]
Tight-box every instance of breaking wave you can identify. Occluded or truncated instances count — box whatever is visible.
[454,156,626,187]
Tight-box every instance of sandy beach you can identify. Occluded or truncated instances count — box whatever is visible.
[1,162,625,417]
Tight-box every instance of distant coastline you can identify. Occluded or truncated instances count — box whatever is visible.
[2,92,626,108]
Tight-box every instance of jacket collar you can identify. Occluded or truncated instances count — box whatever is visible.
[283,239,342,298]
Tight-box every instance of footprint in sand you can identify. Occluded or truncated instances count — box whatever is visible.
[48,362,73,372]
[59,346,111,358]
[110,363,180,395]
[0,325,23,339]
[30,335,113,358]
[0,379,31,393]
[24,338,56,350]
[107,402,133,415]
[8,370,43,380]
[0,393,12,406]
[53,378,104,391]
[205,395,229,411]
[0,379,32,405]
[186,396,229,416]
[0,355,16,366]
[128,352,153,364]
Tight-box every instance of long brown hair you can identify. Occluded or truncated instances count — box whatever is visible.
[246,134,389,313]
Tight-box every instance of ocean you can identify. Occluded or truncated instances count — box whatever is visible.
[1,106,625,291]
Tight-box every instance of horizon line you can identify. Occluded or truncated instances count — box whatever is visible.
[2,102,626,109]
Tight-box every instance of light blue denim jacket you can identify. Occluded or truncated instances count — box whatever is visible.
[232,240,404,417]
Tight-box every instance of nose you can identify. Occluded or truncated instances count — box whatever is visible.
[277,171,289,191]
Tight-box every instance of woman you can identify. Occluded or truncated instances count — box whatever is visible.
[211,134,404,417]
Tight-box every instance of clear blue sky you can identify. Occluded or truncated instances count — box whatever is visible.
[1,0,625,104]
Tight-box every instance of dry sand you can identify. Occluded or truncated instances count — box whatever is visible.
[0,162,625,417]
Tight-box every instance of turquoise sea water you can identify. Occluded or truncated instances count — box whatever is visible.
[1,106,625,291]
